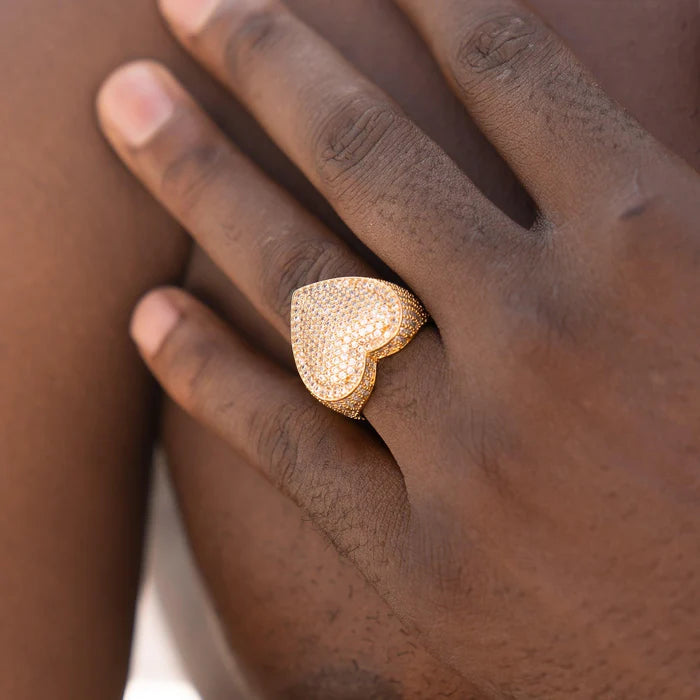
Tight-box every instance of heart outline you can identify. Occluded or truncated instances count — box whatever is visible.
[291,277,428,418]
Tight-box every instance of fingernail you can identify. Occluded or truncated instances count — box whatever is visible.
[98,62,174,147]
[130,292,181,357]
[159,0,222,34]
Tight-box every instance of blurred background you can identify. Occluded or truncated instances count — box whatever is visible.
[124,456,245,700]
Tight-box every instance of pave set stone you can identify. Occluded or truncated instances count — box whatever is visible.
[291,277,428,419]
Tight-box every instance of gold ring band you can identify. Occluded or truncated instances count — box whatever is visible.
[291,277,428,418]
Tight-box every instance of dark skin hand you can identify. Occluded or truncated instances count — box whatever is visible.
[96,0,700,697]
[159,2,700,697]
[1,1,499,696]
[1,0,697,697]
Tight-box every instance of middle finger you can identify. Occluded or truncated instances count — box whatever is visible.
[158,0,523,316]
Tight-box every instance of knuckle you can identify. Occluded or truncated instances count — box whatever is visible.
[259,235,359,322]
[251,402,301,492]
[170,333,225,411]
[223,7,291,77]
[452,12,556,95]
[312,97,401,189]
[248,400,323,500]
[159,141,227,218]
[616,196,657,223]
[612,192,700,298]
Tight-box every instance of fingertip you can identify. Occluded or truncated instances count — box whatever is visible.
[96,60,175,147]
[159,0,222,35]
[130,289,182,358]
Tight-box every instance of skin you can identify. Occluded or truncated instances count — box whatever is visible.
[97,0,700,697]
[0,3,189,698]
[1,0,697,697]
[164,3,700,695]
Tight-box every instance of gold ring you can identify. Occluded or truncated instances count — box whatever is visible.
[291,277,428,419]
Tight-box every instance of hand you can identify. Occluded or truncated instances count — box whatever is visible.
[97,0,700,696]
[164,405,475,698]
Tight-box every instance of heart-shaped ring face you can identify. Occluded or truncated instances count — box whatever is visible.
[291,277,404,403]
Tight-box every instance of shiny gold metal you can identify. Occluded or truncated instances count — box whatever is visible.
[291,277,428,418]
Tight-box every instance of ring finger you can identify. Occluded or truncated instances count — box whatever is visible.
[96,61,445,438]
[97,61,367,341]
